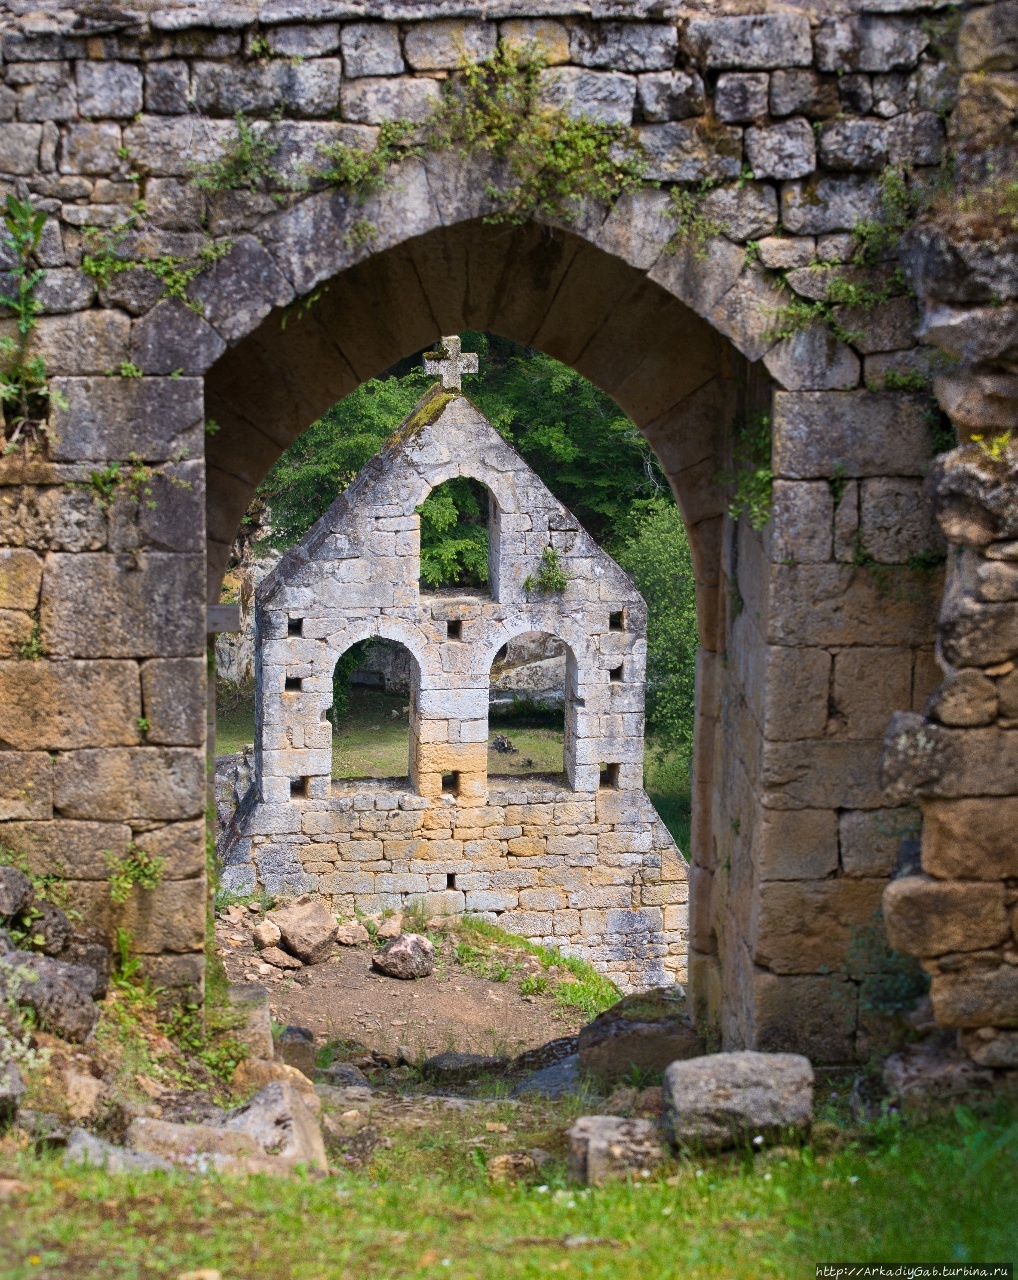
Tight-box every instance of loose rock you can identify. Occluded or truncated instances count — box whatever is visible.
[230,1056,320,1109]
[568,1115,667,1185]
[317,1062,369,1087]
[64,1128,172,1173]
[422,1051,506,1081]
[372,933,435,980]
[0,952,100,1043]
[224,1081,328,1170]
[336,921,370,946]
[883,1039,994,1114]
[269,898,339,964]
[252,918,281,950]
[663,1051,814,1152]
[0,867,33,919]
[375,914,403,940]
[260,946,302,970]
[578,988,702,1086]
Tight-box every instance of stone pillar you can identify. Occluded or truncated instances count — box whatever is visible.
[0,369,208,1005]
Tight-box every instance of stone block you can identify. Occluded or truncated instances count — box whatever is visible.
[958,2,1018,73]
[141,657,205,746]
[664,1050,813,1151]
[781,174,882,235]
[497,911,552,936]
[700,181,777,242]
[193,59,341,117]
[189,235,294,343]
[921,797,1018,879]
[569,21,678,73]
[886,111,945,166]
[0,548,42,609]
[538,67,636,126]
[769,69,834,118]
[40,553,204,659]
[930,963,1018,1029]
[33,269,96,316]
[883,875,1008,957]
[758,808,839,881]
[69,874,206,954]
[568,1115,666,1185]
[60,123,122,175]
[683,14,812,70]
[753,971,858,1063]
[757,236,815,271]
[0,123,41,174]
[819,119,888,171]
[742,120,814,181]
[15,310,130,376]
[17,80,76,122]
[500,20,569,66]
[130,297,227,376]
[266,23,340,58]
[773,391,931,479]
[0,659,143,750]
[926,668,998,729]
[636,69,704,122]
[754,878,885,975]
[764,326,860,392]
[859,478,937,564]
[763,644,831,740]
[404,20,496,71]
[340,75,440,125]
[145,62,190,115]
[76,61,143,118]
[49,376,203,463]
[830,647,913,739]
[715,72,769,123]
[123,116,234,178]
[0,752,52,820]
[53,747,204,821]
[840,807,914,878]
[763,739,886,811]
[2,820,129,882]
[816,16,928,74]
[340,23,403,77]
[134,819,206,880]
[636,121,742,183]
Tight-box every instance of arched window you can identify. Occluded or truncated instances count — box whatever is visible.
[329,639,419,784]
[487,632,570,781]
[417,477,494,594]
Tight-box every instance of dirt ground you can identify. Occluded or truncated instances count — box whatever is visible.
[215,908,587,1061]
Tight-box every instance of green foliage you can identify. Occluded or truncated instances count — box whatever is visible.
[847,912,930,1016]
[417,477,490,588]
[18,615,46,662]
[110,927,160,1008]
[665,179,724,259]
[518,972,548,996]
[118,361,143,379]
[852,164,932,265]
[613,500,698,762]
[877,367,930,393]
[308,44,646,226]
[767,268,903,346]
[106,843,166,904]
[189,111,281,194]
[0,195,66,452]
[523,546,568,595]
[81,217,232,316]
[85,454,156,510]
[714,412,774,531]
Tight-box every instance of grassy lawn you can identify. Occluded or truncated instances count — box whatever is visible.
[2,1101,1015,1279]
[215,686,692,848]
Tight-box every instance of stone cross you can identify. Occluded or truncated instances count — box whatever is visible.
[423,335,479,390]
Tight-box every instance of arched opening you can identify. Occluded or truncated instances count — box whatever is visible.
[328,638,416,786]
[487,631,569,781]
[417,475,493,596]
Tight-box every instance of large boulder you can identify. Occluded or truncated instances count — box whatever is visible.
[578,988,702,1085]
[372,933,434,980]
[230,1055,320,1109]
[57,935,111,1000]
[0,867,33,918]
[269,897,338,965]
[22,901,71,956]
[224,1081,328,1170]
[663,1050,814,1152]
[0,952,100,1043]
[568,1115,667,1185]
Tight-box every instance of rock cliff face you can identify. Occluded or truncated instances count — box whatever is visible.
[880,2,1018,1068]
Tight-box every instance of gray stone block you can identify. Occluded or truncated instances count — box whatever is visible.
[773,390,931,478]
[22,310,130,376]
[32,268,95,315]
[683,14,812,70]
[193,58,341,117]
[537,67,636,126]
[60,122,123,176]
[76,61,143,118]
[887,110,946,166]
[49,375,204,463]
[340,22,404,78]
[145,62,190,115]
[764,327,861,392]
[53,747,205,822]
[266,23,340,58]
[403,19,496,71]
[0,123,41,174]
[819,118,889,171]
[781,173,883,235]
[130,297,227,376]
[123,116,234,178]
[700,182,777,243]
[637,121,741,182]
[16,81,77,122]
[745,118,815,180]
[715,72,769,123]
[141,657,206,746]
[636,69,704,122]
[189,235,294,343]
[340,75,440,124]
[816,16,928,74]
[570,21,678,73]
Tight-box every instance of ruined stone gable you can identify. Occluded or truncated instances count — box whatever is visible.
[220,379,689,992]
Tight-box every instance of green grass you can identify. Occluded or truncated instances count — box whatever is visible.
[2,1104,1015,1278]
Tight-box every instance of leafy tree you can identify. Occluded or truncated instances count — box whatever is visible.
[612,498,699,760]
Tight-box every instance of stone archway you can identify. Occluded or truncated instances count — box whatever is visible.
[0,3,953,1062]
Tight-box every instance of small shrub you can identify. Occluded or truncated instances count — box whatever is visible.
[106,844,166,904]
[189,111,281,194]
[518,973,548,997]
[715,412,773,530]
[665,179,725,259]
[523,546,568,594]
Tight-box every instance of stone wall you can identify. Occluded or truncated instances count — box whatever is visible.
[0,0,970,1054]
[879,1,1018,1072]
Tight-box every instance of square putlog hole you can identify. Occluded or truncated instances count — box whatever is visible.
[599,763,621,790]
[441,771,461,796]
[290,777,310,799]
[287,617,303,636]
[609,664,624,683]
[284,676,303,692]
[446,620,462,641]
[609,610,625,632]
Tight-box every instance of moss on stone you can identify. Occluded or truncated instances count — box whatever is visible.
[384,384,458,451]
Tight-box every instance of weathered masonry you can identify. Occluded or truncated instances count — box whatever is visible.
[0,0,1014,1065]
[220,359,688,991]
